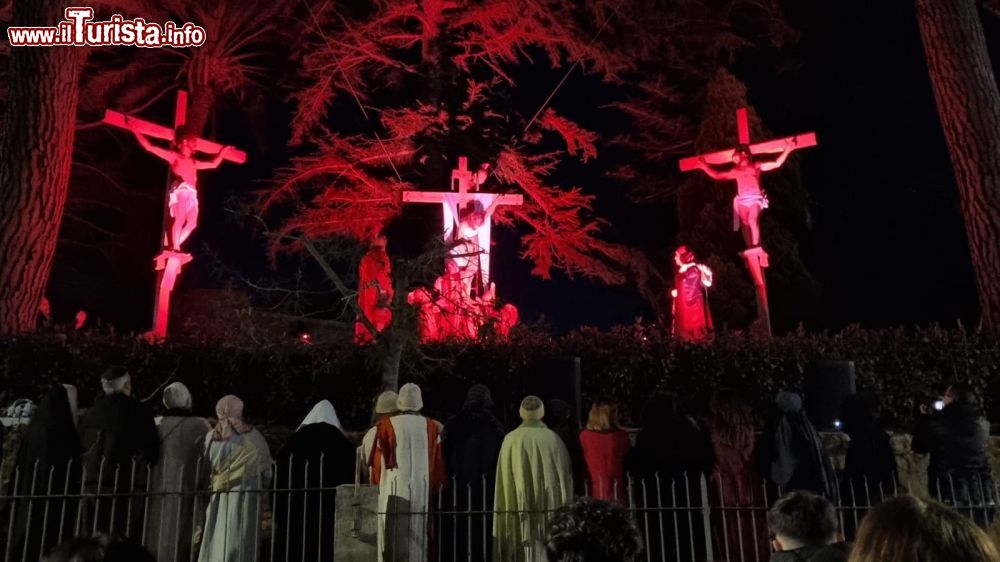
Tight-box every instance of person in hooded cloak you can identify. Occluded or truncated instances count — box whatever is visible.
[493,396,573,562]
[441,384,505,561]
[197,395,272,562]
[7,384,82,561]
[761,391,839,502]
[273,399,355,562]
[368,383,446,562]
[145,382,212,562]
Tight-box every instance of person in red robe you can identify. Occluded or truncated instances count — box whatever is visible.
[355,234,394,343]
[671,246,713,342]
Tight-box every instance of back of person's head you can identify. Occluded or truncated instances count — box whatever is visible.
[46,534,156,562]
[547,399,572,427]
[848,495,1000,562]
[545,497,643,562]
[947,383,981,408]
[768,491,838,550]
[709,389,754,452]
[99,367,131,396]
[586,399,620,432]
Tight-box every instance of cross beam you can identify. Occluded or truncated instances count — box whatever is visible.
[402,156,523,286]
[678,107,816,171]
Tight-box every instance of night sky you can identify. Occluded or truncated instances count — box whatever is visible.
[46,0,988,334]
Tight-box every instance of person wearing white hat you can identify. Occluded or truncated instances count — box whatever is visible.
[358,390,400,483]
[368,383,445,562]
[494,395,573,562]
[146,382,212,562]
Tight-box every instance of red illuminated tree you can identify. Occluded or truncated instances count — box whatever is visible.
[266,0,636,285]
[0,0,84,334]
[916,0,1000,331]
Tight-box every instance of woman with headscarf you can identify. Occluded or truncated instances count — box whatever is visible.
[624,393,713,562]
[197,395,273,562]
[441,384,506,562]
[6,385,81,561]
[761,391,839,501]
[145,382,212,562]
[707,389,768,562]
[273,400,355,562]
[359,391,399,484]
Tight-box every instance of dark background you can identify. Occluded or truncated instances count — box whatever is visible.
[45,0,987,334]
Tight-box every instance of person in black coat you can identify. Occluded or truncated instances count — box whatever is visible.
[840,392,897,504]
[624,393,713,562]
[7,385,82,561]
[79,368,159,538]
[440,384,505,562]
[761,391,839,502]
[912,383,995,525]
[273,400,356,562]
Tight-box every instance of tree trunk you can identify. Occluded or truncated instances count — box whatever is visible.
[916,0,1000,330]
[0,0,82,334]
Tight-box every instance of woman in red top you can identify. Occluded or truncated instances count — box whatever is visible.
[579,400,632,501]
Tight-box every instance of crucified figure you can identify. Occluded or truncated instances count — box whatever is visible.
[693,137,796,248]
[130,126,233,251]
[451,191,500,297]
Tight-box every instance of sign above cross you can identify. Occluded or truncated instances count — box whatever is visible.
[403,156,523,286]
[103,90,245,338]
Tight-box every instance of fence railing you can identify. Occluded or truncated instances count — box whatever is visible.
[0,456,996,562]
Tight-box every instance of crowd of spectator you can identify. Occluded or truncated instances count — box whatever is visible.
[1,370,998,562]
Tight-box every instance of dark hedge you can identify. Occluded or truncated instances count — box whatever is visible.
[0,324,997,431]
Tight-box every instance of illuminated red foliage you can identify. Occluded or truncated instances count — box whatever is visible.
[268,0,636,283]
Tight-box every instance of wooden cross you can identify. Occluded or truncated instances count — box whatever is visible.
[402,156,523,285]
[678,107,817,337]
[678,107,816,171]
[103,90,246,338]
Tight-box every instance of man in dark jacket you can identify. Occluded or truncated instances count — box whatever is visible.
[768,491,848,562]
[79,367,160,538]
[441,384,505,562]
[912,383,995,525]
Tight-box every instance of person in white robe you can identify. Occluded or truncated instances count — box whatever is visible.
[368,383,445,562]
[197,395,272,562]
[146,382,212,562]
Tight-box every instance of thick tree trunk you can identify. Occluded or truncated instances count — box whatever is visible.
[0,0,82,334]
[916,0,1000,330]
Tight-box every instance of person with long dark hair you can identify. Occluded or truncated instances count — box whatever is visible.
[625,393,713,562]
[7,384,82,561]
[707,389,768,562]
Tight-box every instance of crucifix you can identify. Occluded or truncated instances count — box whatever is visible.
[103,90,246,338]
[402,156,523,297]
[679,107,817,336]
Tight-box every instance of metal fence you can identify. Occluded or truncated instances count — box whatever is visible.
[0,457,996,562]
